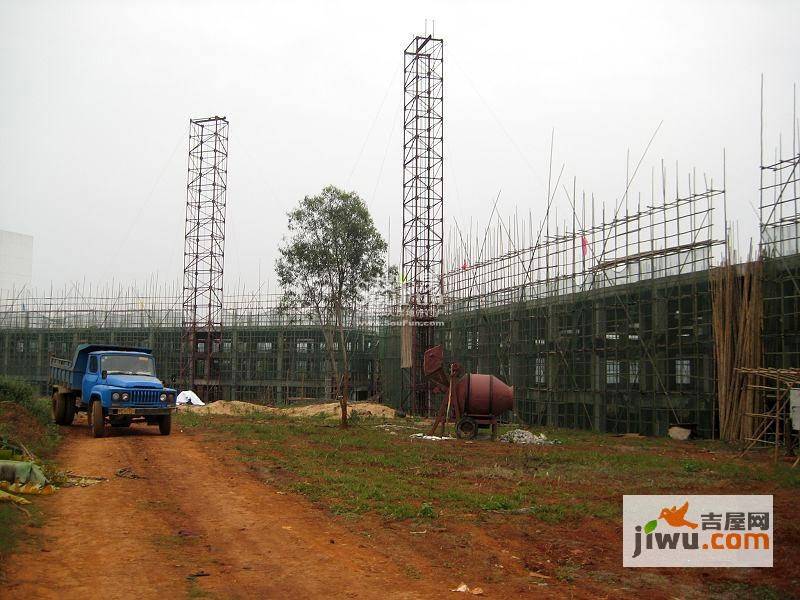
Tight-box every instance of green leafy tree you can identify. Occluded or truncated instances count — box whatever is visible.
[276,185,387,427]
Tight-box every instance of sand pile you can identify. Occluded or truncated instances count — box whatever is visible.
[179,400,272,416]
[179,400,395,419]
[287,402,395,418]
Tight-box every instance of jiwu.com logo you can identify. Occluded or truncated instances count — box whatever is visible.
[623,495,773,567]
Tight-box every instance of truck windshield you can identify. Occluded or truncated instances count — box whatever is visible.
[101,354,156,376]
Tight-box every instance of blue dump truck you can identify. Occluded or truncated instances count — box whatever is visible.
[50,344,177,438]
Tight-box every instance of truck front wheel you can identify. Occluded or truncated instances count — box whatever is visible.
[158,413,172,436]
[51,393,66,425]
[90,400,105,438]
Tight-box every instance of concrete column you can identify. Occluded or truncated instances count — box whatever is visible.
[37,332,44,391]
[591,352,604,432]
[593,303,606,338]
[3,333,9,373]
[276,329,285,404]
[231,328,239,400]
[546,304,557,426]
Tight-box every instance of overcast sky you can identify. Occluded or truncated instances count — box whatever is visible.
[1,0,798,294]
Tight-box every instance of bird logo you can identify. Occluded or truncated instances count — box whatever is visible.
[659,501,698,528]
[643,500,698,534]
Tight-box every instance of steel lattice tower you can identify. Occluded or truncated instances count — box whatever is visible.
[402,35,444,415]
[180,116,228,401]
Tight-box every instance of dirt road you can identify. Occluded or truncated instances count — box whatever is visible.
[3,423,446,599]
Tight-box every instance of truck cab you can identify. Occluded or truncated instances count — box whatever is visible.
[50,344,176,437]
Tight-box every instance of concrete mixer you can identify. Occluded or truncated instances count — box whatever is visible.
[423,345,514,440]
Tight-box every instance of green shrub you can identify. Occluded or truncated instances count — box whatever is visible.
[0,375,51,427]
[417,502,437,519]
[0,375,34,405]
[681,460,702,474]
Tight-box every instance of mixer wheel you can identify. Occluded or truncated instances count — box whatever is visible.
[455,417,478,440]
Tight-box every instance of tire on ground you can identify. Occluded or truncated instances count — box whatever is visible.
[90,400,105,438]
[455,416,478,440]
[158,413,171,436]
[51,392,66,425]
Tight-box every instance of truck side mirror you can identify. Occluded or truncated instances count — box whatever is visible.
[101,370,107,379]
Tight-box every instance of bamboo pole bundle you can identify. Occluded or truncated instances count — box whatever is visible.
[711,255,763,442]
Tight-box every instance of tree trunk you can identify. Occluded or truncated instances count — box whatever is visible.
[337,306,349,429]
[322,325,340,403]
[340,371,349,428]
[313,303,342,408]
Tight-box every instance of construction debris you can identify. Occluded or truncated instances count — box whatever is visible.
[668,426,692,441]
[374,423,418,431]
[115,467,144,479]
[499,430,560,445]
[176,390,205,406]
[0,460,48,486]
[0,460,54,503]
[410,433,454,441]
[62,473,106,488]
[451,582,484,595]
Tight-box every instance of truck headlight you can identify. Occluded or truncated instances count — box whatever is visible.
[160,393,167,402]
[112,392,120,401]
[121,392,129,401]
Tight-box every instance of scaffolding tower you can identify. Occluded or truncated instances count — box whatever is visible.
[180,116,229,401]
[402,34,444,415]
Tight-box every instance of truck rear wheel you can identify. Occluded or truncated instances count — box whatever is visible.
[90,400,105,438]
[63,395,76,425]
[158,413,171,436]
[51,393,66,425]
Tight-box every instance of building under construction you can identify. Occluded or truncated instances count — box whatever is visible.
[0,34,798,443]
[0,285,383,404]
[2,156,796,440]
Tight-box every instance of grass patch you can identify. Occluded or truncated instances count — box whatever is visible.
[186,412,799,527]
[175,410,206,430]
[402,564,422,580]
[707,580,783,600]
[0,504,21,559]
[186,580,216,599]
[554,562,580,583]
[0,502,44,571]
[152,533,192,550]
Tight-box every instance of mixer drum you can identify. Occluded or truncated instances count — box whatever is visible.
[455,373,514,417]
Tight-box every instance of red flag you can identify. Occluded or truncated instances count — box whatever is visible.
[581,236,589,257]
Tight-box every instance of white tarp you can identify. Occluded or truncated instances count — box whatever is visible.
[176,390,205,406]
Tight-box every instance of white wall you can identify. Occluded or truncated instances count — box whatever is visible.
[0,230,33,295]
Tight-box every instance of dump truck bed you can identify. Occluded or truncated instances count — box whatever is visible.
[49,356,74,391]
[49,343,154,393]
